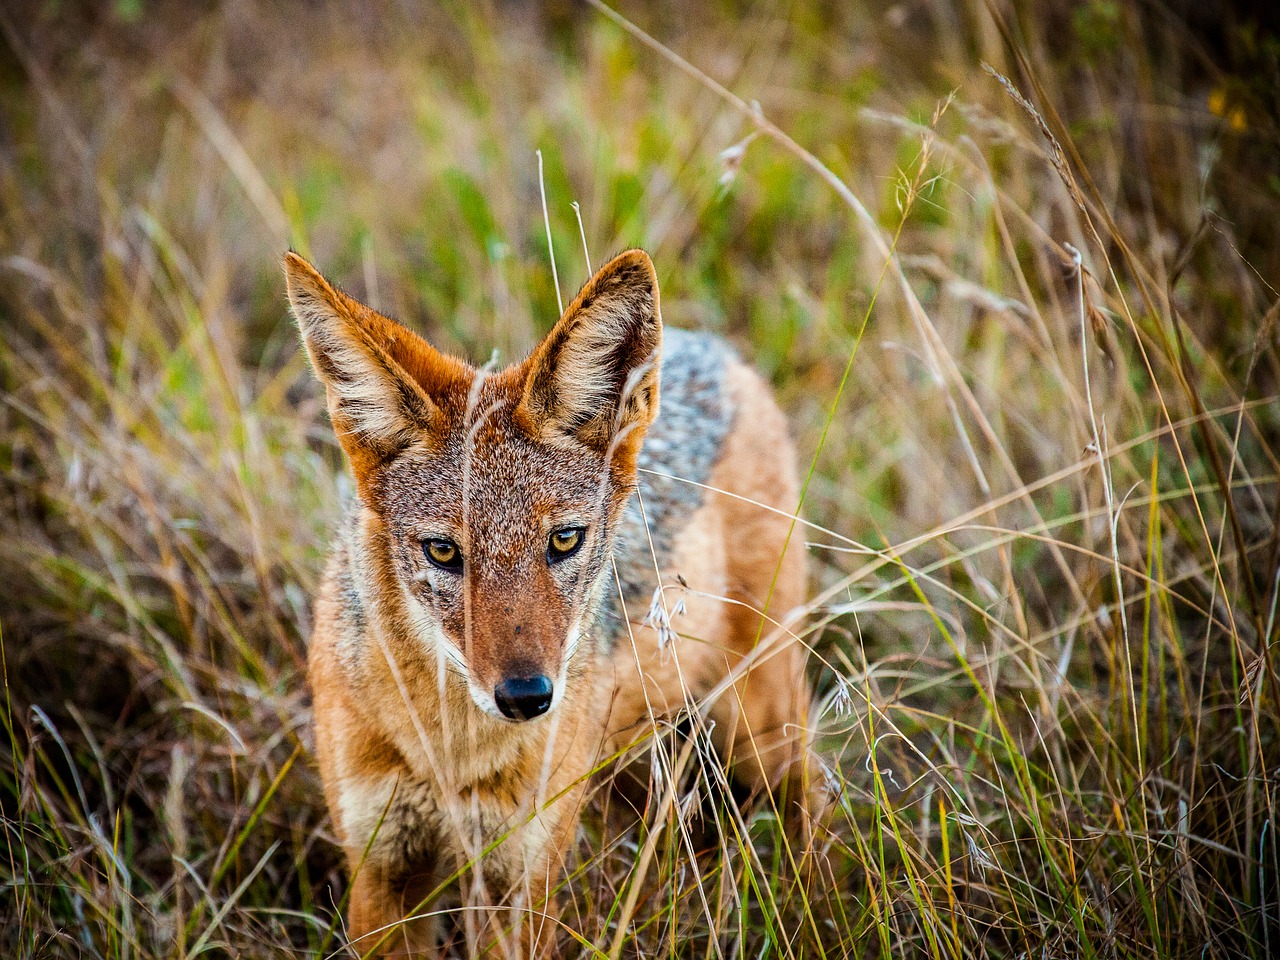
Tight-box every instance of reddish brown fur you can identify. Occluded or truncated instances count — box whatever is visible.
[287,249,816,957]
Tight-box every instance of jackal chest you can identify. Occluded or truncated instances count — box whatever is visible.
[342,767,557,884]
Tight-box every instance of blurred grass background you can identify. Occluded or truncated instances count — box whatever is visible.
[1,0,1278,956]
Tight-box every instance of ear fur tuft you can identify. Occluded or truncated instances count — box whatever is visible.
[284,252,444,481]
[518,249,662,458]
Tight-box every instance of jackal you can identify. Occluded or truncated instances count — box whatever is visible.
[286,248,815,956]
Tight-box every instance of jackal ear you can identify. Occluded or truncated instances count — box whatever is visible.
[517,249,662,461]
[285,252,461,482]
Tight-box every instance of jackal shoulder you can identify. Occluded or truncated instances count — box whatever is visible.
[605,328,736,628]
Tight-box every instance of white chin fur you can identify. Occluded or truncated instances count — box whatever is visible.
[467,681,514,721]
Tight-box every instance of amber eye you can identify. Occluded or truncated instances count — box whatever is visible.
[547,527,584,561]
[424,539,462,571]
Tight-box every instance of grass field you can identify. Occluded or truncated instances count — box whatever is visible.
[1,1,1278,957]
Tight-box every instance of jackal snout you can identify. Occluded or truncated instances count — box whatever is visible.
[493,672,554,720]
[458,569,579,718]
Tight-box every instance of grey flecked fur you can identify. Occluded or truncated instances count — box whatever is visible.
[596,327,734,645]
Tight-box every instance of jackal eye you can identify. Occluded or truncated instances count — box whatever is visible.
[547,527,585,562]
[424,538,462,571]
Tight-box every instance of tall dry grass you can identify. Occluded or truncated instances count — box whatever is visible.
[0,1,1276,957]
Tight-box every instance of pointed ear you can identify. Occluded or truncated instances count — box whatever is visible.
[517,249,662,463]
[284,252,460,485]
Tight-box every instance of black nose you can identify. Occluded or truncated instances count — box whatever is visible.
[494,675,554,721]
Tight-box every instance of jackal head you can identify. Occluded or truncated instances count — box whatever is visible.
[286,250,661,722]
